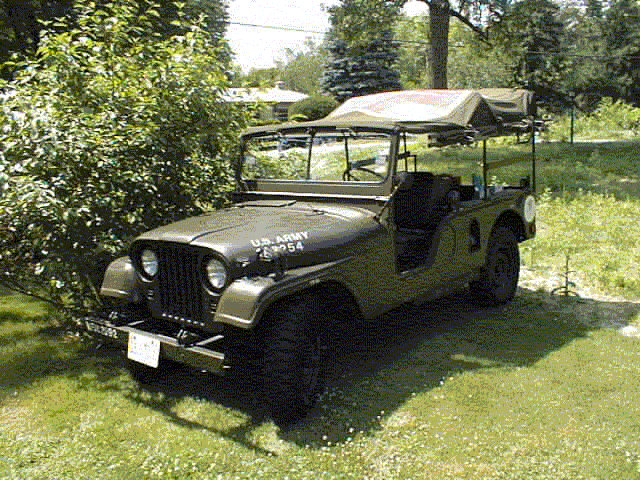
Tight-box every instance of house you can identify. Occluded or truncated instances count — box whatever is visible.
[224,82,308,123]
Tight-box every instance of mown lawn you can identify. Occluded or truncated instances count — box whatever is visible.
[1,291,639,479]
[2,141,640,479]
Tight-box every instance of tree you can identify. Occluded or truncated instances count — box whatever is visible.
[0,0,249,318]
[0,0,74,74]
[558,1,609,109]
[322,0,402,101]
[399,0,511,89]
[600,0,640,105]
[447,20,512,89]
[239,66,281,88]
[394,14,431,88]
[493,0,567,106]
[0,0,229,78]
[276,38,328,95]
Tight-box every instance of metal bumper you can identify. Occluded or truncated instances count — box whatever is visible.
[84,316,227,375]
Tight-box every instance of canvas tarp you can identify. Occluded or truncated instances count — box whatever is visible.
[243,89,535,140]
[480,88,536,124]
[324,89,534,129]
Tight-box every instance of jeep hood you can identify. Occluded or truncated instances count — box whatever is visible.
[135,202,383,263]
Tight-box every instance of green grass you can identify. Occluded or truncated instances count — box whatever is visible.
[2,141,640,479]
[522,191,640,300]
[414,141,640,200]
[1,286,640,478]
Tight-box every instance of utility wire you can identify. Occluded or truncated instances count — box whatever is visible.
[228,21,640,60]
[228,21,324,34]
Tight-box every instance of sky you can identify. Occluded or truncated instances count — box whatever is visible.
[226,0,428,72]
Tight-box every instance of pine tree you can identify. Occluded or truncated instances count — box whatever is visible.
[495,0,567,105]
[601,0,640,105]
[322,0,402,102]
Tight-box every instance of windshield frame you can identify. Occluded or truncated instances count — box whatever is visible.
[237,126,398,197]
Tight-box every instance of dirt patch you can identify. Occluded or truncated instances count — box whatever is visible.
[0,404,31,431]
[519,266,640,331]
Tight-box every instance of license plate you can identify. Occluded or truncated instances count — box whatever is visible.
[127,332,161,368]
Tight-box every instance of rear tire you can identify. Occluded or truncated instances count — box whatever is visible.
[262,296,325,425]
[470,226,520,306]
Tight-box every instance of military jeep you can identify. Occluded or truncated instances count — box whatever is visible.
[86,89,539,423]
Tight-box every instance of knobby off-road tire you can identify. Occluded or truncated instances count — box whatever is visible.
[470,226,520,306]
[262,296,325,425]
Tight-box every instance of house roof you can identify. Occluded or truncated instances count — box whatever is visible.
[224,87,308,104]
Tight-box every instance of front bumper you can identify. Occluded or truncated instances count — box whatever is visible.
[84,315,228,375]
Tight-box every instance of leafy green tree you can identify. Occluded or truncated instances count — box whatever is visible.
[276,38,328,95]
[398,0,511,89]
[322,0,402,101]
[240,66,280,88]
[558,1,608,109]
[0,0,249,317]
[447,21,512,89]
[0,0,229,78]
[0,0,74,74]
[394,14,431,89]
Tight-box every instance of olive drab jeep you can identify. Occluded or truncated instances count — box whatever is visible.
[86,89,540,424]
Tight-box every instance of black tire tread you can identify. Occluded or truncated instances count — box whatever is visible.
[470,226,520,306]
[262,296,325,425]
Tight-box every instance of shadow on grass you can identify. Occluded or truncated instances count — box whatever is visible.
[2,287,639,452]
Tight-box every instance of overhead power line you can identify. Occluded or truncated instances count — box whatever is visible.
[228,20,640,60]
[228,21,324,34]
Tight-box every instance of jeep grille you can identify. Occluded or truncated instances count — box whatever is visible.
[156,244,205,326]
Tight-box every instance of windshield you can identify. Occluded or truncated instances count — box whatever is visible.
[242,130,392,183]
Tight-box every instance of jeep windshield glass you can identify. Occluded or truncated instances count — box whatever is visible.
[242,130,391,183]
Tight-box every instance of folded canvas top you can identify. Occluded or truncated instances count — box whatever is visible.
[325,89,534,129]
[243,89,535,141]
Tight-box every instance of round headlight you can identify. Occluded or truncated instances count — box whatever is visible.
[140,249,158,277]
[206,258,227,290]
[523,195,536,223]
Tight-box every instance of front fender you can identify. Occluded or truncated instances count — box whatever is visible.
[100,256,141,303]
[214,257,352,329]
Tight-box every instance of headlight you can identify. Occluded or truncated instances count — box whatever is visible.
[523,195,536,223]
[206,258,227,290]
[140,249,158,277]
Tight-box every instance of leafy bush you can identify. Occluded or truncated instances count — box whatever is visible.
[0,1,249,318]
[288,95,339,121]
[548,97,640,141]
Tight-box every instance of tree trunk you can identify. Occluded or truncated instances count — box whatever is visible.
[429,0,450,89]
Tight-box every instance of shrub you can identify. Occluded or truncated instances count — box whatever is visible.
[288,95,339,121]
[0,1,249,318]
[548,97,640,141]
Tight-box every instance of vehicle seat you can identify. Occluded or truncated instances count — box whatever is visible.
[395,172,456,231]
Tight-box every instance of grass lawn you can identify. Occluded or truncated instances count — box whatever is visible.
[1,141,640,479]
[1,291,639,479]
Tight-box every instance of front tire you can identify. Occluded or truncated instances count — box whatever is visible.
[470,226,520,306]
[262,296,325,425]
